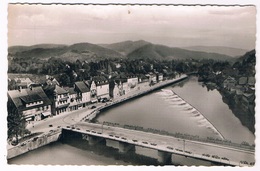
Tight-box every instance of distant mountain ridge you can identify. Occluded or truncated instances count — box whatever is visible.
[9,40,237,62]
[8,42,124,62]
[8,44,68,54]
[100,40,150,56]
[182,46,249,57]
[126,43,233,61]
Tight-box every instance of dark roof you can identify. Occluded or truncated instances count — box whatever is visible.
[8,87,51,111]
[75,81,90,93]
[92,76,108,86]
[239,77,247,85]
[20,94,42,103]
[55,85,68,95]
[114,73,127,83]
[248,77,255,86]
[64,87,77,95]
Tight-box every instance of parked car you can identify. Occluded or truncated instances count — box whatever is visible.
[176,149,183,152]
[240,161,248,165]
[221,157,229,161]
[250,162,255,166]
[32,137,39,141]
[202,154,210,157]
[91,106,96,109]
[101,98,109,103]
[185,151,192,154]
[167,146,173,150]
[212,155,220,159]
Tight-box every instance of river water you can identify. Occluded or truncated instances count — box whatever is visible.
[9,76,255,165]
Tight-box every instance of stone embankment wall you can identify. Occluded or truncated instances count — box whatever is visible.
[7,75,188,160]
[81,75,188,122]
[7,129,62,159]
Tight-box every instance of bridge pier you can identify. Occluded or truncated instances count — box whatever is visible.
[87,135,105,145]
[118,142,135,153]
[157,150,172,164]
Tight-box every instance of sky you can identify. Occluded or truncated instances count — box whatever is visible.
[8,4,256,50]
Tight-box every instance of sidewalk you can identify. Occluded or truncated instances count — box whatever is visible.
[27,75,186,132]
[7,75,187,150]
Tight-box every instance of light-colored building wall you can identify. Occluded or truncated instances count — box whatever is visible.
[22,105,51,121]
[97,84,109,99]
[82,92,91,103]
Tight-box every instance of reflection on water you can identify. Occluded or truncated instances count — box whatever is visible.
[97,76,254,144]
[9,76,255,165]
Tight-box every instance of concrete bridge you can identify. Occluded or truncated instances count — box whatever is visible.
[61,122,254,166]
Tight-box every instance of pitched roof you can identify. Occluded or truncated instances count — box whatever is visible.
[75,81,90,93]
[14,77,32,83]
[92,76,108,86]
[239,77,247,85]
[248,77,255,86]
[8,87,51,111]
[20,94,42,103]
[64,87,77,95]
[55,85,68,95]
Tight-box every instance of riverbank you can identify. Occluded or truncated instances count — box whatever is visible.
[7,75,188,159]
[81,74,188,122]
[7,129,62,159]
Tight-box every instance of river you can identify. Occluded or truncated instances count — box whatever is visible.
[8,76,255,165]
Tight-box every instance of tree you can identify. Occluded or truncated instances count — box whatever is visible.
[58,73,71,86]
[7,102,30,144]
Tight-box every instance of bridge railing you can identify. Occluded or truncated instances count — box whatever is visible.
[98,121,255,151]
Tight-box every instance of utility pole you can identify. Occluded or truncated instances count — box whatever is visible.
[183,139,185,153]
[102,121,104,134]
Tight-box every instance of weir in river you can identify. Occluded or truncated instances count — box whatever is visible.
[160,89,225,140]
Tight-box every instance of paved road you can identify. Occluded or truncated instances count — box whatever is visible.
[69,122,254,166]
[26,75,188,134]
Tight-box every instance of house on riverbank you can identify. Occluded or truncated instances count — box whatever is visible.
[8,87,52,121]
[75,81,91,107]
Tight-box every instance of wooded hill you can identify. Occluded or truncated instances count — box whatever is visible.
[9,40,238,62]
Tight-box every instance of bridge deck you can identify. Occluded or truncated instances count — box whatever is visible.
[63,122,254,166]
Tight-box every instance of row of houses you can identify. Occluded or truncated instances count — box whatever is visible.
[222,76,255,114]
[8,73,164,122]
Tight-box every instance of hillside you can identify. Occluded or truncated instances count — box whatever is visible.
[238,49,255,62]
[182,46,249,57]
[8,44,67,54]
[100,40,149,56]
[8,42,124,62]
[127,44,233,61]
[68,42,124,60]
[9,41,236,62]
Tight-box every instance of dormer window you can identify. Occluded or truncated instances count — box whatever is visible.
[25,100,43,107]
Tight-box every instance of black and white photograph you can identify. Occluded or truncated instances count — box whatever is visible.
[3,0,258,168]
